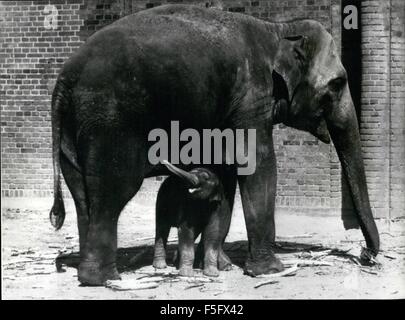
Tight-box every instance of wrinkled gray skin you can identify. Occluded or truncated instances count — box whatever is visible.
[153,161,230,277]
[50,4,379,285]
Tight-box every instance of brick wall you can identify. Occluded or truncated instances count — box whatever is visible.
[361,0,405,218]
[1,0,84,197]
[1,0,404,217]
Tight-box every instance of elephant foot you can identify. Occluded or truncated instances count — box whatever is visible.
[78,261,120,286]
[218,250,233,271]
[218,262,233,271]
[179,266,194,277]
[153,258,168,269]
[360,247,379,266]
[203,265,219,277]
[244,253,284,277]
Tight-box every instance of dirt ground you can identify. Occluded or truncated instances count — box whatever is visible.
[2,195,405,300]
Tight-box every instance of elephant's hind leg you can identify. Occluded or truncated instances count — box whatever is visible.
[60,154,88,253]
[78,128,146,286]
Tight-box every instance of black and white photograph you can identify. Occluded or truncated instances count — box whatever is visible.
[1,0,404,302]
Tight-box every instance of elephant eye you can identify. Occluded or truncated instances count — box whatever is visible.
[328,77,346,92]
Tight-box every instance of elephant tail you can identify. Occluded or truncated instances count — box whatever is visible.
[49,78,67,230]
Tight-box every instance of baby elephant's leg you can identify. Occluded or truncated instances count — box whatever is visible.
[202,213,221,277]
[218,246,233,271]
[178,224,195,277]
[153,212,170,269]
[202,236,220,277]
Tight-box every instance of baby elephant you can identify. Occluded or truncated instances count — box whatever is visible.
[153,161,228,277]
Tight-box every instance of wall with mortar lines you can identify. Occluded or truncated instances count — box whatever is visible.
[1,0,404,218]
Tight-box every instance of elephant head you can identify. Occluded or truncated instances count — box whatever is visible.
[162,161,222,202]
[272,21,379,257]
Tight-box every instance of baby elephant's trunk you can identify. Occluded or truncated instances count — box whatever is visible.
[162,160,199,186]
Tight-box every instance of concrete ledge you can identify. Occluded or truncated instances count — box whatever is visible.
[0,196,343,217]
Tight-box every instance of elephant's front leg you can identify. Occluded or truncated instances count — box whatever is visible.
[237,129,284,276]
[217,166,237,271]
[153,212,170,269]
[177,223,196,277]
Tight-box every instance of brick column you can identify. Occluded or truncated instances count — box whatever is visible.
[390,0,405,218]
[330,0,342,211]
[361,0,391,218]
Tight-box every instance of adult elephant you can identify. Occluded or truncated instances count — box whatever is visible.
[49,4,379,285]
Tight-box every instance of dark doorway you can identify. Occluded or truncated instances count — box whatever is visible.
[340,0,362,225]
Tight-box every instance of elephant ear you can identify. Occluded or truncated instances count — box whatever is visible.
[273,35,308,102]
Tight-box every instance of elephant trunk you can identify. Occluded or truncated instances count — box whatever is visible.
[162,160,199,187]
[327,89,380,256]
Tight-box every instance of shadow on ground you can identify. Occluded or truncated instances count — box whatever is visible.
[55,240,333,273]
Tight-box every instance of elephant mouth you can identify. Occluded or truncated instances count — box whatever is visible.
[188,187,200,194]
[311,118,331,144]
[313,129,331,144]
